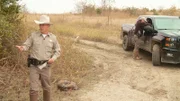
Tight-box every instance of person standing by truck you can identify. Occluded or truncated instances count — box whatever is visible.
[133,17,150,60]
[16,15,61,101]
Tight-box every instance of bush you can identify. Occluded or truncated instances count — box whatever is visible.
[0,0,23,60]
[96,8,102,15]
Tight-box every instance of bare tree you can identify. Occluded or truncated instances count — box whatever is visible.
[101,0,115,25]
[101,0,107,11]
[75,0,87,13]
[75,0,87,23]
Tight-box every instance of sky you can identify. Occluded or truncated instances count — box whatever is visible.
[20,0,180,14]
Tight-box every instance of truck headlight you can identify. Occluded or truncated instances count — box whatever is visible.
[165,37,177,48]
[166,37,177,42]
[171,38,177,42]
[165,43,175,47]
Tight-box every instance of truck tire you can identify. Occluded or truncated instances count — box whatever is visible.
[122,35,131,51]
[152,44,161,66]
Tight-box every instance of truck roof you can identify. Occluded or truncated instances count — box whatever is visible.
[140,15,179,19]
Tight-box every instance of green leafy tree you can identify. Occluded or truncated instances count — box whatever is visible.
[0,0,22,59]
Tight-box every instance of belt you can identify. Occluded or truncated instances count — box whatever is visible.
[29,57,48,66]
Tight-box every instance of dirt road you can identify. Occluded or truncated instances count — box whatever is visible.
[66,40,180,101]
[57,39,180,101]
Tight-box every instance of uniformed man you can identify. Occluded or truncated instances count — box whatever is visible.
[16,15,61,101]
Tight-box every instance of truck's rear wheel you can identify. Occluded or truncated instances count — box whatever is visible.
[122,35,131,51]
[152,44,161,66]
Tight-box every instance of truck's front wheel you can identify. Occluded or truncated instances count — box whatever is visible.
[122,35,131,51]
[152,44,161,66]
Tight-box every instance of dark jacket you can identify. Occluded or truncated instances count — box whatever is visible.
[134,20,151,36]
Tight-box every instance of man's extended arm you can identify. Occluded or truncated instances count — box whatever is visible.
[16,34,33,52]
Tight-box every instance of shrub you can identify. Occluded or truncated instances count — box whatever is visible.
[0,0,23,60]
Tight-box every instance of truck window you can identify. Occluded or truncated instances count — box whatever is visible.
[155,18,180,30]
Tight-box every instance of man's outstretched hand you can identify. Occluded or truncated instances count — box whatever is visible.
[16,45,24,52]
[48,58,54,64]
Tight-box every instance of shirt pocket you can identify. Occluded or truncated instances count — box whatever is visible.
[33,40,41,49]
[45,42,54,56]
[46,42,53,50]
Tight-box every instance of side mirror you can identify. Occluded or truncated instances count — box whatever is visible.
[152,30,158,36]
[154,30,158,33]
[153,33,157,36]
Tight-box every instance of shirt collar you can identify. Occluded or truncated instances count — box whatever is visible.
[39,32,51,37]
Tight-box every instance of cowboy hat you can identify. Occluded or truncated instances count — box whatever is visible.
[34,15,52,25]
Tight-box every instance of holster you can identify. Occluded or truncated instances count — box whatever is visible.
[27,55,48,67]
[27,55,31,67]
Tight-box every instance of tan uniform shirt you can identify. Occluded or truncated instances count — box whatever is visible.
[23,32,61,61]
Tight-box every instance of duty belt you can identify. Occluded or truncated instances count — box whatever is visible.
[27,56,48,67]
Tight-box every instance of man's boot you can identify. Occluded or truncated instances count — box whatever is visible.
[43,90,50,101]
[30,90,38,101]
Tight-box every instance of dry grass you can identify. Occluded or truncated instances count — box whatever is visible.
[25,14,136,44]
[51,36,93,85]
[0,37,94,101]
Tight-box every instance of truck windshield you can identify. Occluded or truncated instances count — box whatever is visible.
[154,18,180,30]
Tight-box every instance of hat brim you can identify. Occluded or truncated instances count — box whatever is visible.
[34,20,52,25]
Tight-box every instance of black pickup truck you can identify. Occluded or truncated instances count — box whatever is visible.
[121,15,180,66]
